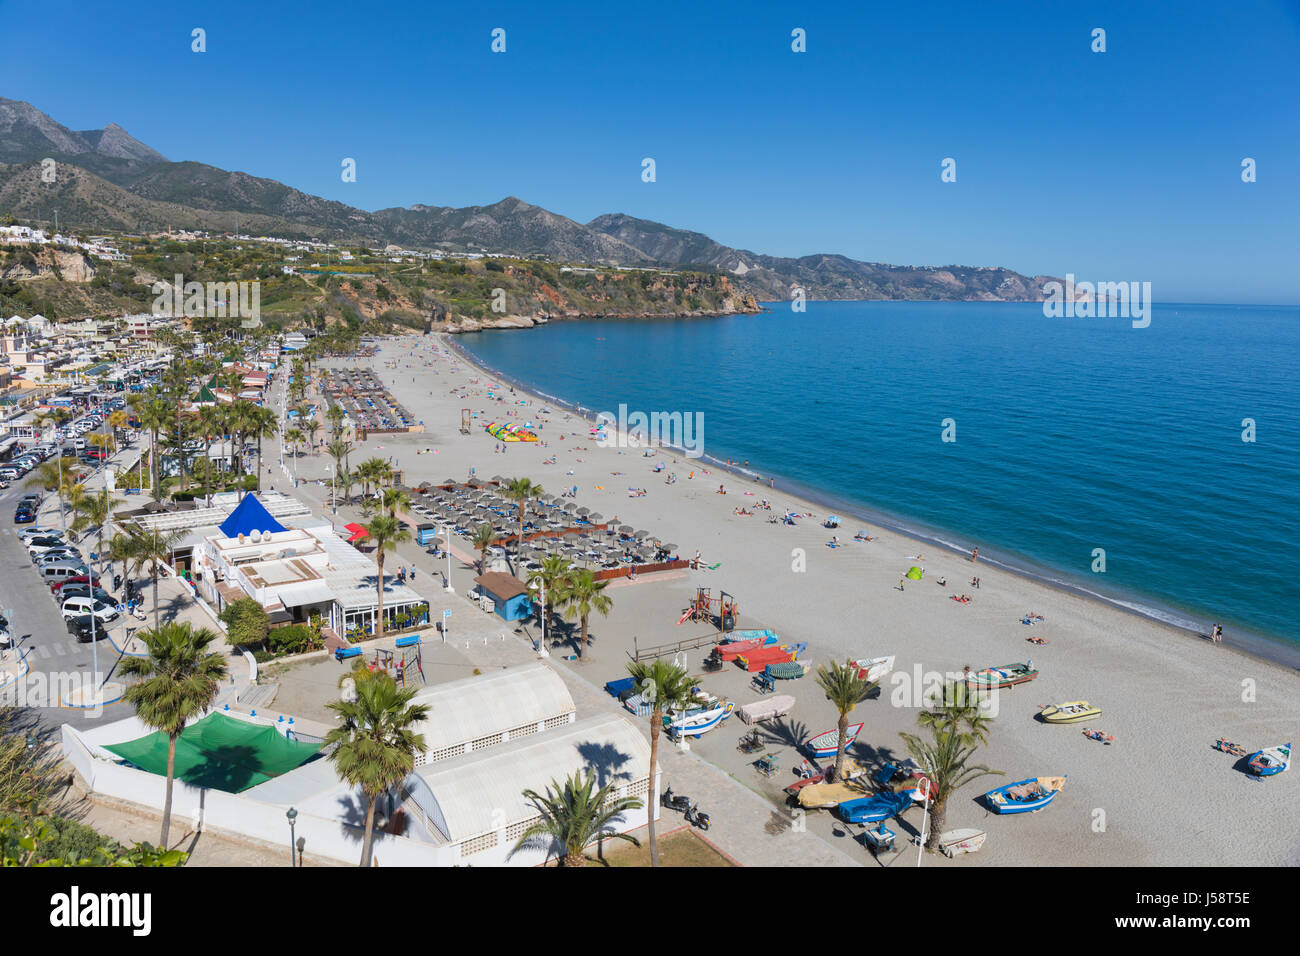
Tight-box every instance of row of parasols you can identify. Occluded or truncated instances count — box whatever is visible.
[409,481,678,568]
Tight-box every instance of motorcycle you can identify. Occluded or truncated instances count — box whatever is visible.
[661,787,691,813]
[685,804,711,831]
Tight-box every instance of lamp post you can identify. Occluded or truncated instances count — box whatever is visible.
[529,578,548,657]
[915,775,932,867]
[443,527,454,593]
[286,807,298,867]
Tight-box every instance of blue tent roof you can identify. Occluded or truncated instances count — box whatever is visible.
[219,495,287,539]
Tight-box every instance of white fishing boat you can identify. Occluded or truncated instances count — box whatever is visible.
[849,655,895,683]
[664,700,735,738]
[938,828,987,857]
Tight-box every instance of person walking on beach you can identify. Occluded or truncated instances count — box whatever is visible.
[971,547,979,563]
[1211,623,1223,643]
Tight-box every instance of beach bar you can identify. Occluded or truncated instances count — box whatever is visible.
[472,572,534,621]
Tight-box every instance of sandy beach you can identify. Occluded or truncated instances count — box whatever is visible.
[319,332,1298,866]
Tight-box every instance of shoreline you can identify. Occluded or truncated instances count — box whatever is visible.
[443,333,1300,676]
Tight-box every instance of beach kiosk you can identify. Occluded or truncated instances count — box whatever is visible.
[472,572,534,622]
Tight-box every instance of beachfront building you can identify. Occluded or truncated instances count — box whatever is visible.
[471,572,534,621]
[63,672,654,867]
[402,713,654,865]
[405,663,576,766]
[188,494,428,636]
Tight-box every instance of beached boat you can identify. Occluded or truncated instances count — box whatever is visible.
[984,775,1067,814]
[664,701,734,738]
[938,828,987,858]
[836,789,918,825]
[765,660,810,680]
[484,421,538,442]
[738,695,795,725]
[1247,742,1291,777]
[966,662,1038,689]
[850,655,895,683]
[795,778,870,809]
[717,635,777,660]
[785,760,866,794]
[737,642,806,672]
[805,722,865,759]
[1040,701,1101,724]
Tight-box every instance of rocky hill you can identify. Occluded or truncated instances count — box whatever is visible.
[0,97,1061,302]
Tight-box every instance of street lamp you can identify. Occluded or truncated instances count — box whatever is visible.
[915,775,932,867]
[285,807,298,867]
[443,526,454,593]
[528,578,548,657]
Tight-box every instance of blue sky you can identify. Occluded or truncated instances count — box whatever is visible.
[3,0,1298,302]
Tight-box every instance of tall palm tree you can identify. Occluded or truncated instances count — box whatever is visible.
[324,673,428,867]
[471,523,498,573]
[327,439,352,479]
[364,515,410,637]
[131,390,171,502]
[326,404,345,441]
[196,404,224,491]
[526,553,572,629]
[119,622,229,847]
[107,409,128,454]
[514,771,643,867]
[115,525,186,630]
[249,405,279,492]
[899,681,1003,850]
[559,569,612,660]
[382,487,409,519]
[26,455,79,532]
[284,426,305,460]
[502,477,542,570]
[625,658,697,867]
[336,465,356,506]
[814,660,878,782]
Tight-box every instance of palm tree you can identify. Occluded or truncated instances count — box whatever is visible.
[382,487,409,519]
[502,477,542,570]
[899,681,1003,850]
[327,439,352,478]
[814,660,878,782]
[471,523,498,573]
[559,569,612,660]
[364,515,410,637]
[336,465,356,506]
[107,408,128,455]
[326,404,345,441]
[359,457,392,500]
[196,404,224,491]
[514,771,643,867]
[119,622,229,847]
[131,391,171,502]
[526,554,572,628]
[625,658,697,867]
[324,673,428,867]
[284,426,305,460]
[115,525,186,631]
[26,455,79,532]
[248,405,279,492]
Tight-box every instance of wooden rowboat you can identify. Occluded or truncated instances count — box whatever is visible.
[938,828,987,857]
[805,722,864,759]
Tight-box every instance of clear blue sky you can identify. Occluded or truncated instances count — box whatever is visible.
[4,0,1298,302]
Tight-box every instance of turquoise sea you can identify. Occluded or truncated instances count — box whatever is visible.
[456,302,1300,661]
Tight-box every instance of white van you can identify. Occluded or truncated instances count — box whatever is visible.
[42,561,88,586]
[61,596,118,623]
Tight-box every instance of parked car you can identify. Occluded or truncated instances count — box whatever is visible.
[27,538,71,556]
[51,573,102,592]
[18,527,61,543]
[57,584,114,605]
[66,615,109,643]
[36,548,83,565]
[61,596,118,623]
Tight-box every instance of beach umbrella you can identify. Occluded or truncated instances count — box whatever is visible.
[576,507,591,516]
[588,512,603,522]
[660,542,678,553]
[618,524,633,534]
[633,530,649,540]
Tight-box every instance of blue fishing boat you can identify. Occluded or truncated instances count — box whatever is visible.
[835,789,918,824]
[984,775,1067,814]
[1247,742,1291,777]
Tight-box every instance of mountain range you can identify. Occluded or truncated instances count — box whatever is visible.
[0,97,1059,301]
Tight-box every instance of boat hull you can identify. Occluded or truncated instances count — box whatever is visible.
[1247,743,1292,776]
[1041,701,1100,724]
[805,722,865,759]
[984,776,1067,814]
[665,702,734,738]
[938,828,987,857]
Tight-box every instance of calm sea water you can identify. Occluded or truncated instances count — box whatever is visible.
[456,302,1300,654]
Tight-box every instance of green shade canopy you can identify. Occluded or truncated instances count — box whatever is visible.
[906,566,924,580]
[105,712,321,793]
